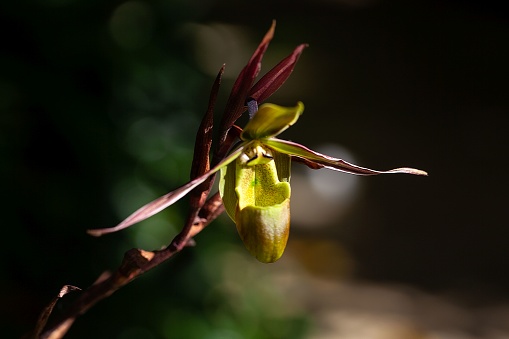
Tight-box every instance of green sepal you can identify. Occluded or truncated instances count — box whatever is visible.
[241,102,304,140]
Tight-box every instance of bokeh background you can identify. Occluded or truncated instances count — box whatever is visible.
[2,0,509,338]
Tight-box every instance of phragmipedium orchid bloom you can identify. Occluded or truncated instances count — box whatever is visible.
[88,22,427,263]
[218,101,426,262]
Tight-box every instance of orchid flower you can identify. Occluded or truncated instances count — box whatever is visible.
[88,22,427,263]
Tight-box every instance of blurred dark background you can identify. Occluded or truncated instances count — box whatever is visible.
[2,0,508,338]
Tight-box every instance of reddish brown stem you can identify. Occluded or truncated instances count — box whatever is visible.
[37,193,224,339]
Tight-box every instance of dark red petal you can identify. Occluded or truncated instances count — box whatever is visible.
[249,44,307,103]
[216,21,276,154]
[189,65,224,209]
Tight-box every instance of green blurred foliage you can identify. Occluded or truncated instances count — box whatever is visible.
[0,0,310,337]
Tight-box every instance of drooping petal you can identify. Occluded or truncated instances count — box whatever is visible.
[266,138,428,176]
[248,44,307,103]
[241,102,304,140]
[87,144,249,236]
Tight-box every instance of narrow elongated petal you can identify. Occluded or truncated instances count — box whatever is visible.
[248,44,307,103]
[241,102,304,140]
[266,138,428,176]
[87,144,249,236]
